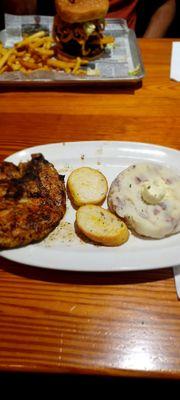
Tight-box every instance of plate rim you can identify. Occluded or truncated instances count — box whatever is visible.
[1,140,180,272]
[5,140,180,161]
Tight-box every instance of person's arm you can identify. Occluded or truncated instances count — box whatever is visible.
[143,0,176,38]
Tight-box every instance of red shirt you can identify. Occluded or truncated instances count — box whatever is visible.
[107,0,139,29]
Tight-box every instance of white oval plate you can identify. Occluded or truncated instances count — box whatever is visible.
[1,141,180,272]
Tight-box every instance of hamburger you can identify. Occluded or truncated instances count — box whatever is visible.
[53,0,114,59]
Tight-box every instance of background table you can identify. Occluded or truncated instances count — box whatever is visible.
[0,39,180,379]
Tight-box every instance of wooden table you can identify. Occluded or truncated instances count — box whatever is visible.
[0,39,180,380]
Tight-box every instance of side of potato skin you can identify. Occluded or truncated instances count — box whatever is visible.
[67,167,108,207]
[76,205,129,246]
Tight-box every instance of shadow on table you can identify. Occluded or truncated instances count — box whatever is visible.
[0,256,172,285]
[0,372,179,393]
[0,80,142,95]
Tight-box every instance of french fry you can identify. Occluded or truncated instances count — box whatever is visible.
[0,33,88,77]
[32,48,54,57]
[14,49,26,57]
[72,57,82,74]
[0,65,8,74]
[10,63,21,72]
[29,36,53,49]
[19,59,41,70]
[47,58,76,69]
[0,49,14,70]
[0,43,3,55]
[15,31,46,49]
[44,40,54,50]
[8,54,16,64]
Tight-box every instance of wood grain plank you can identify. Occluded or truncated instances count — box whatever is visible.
[0,39,180,378]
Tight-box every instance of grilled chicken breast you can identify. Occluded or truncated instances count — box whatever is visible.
[0,153,66,249]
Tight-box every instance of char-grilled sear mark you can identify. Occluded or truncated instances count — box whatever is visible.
[0,153,66,248]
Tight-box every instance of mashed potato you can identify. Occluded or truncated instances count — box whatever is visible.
[108,163,180,239]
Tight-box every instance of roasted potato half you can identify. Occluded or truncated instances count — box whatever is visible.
[76,205,129,246]
[67,167,108,207]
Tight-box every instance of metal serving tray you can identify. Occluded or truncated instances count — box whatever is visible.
[0,18,145,86]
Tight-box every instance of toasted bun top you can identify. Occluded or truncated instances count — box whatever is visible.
[55,0,109,23]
